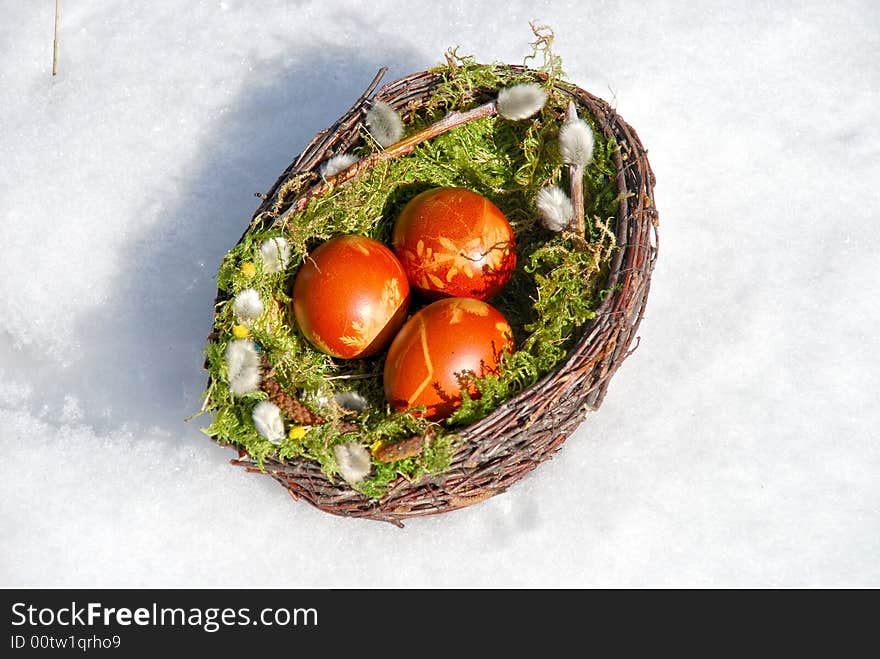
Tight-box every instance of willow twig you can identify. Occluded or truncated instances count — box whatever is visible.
[566,101,585,240]
[324,373,380,381]
[52,0,60,76]
[274,100,499,226]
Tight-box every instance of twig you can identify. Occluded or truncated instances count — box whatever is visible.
[289,67,388,174]
[274,100,499,226]
[566,101,585,239]
[52,0,60,76]
[324,373,380,381]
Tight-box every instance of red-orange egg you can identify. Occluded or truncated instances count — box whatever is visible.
[392,187,517,301]
[292,235,410,359]
[383,297,514,421]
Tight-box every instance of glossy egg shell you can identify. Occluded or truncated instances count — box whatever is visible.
[292,235,410,359]
[392,187,517,300]
[383,297,514,420]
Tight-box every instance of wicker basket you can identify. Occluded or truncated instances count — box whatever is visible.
[212,64,658,526]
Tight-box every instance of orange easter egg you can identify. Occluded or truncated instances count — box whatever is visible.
[292,235,410,359]
[383,297,514,420]
[392,187,516,300]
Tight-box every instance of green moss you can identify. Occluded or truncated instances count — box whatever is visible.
[199,44,618,498]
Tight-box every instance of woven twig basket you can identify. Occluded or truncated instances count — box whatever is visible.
[214,65,658,526]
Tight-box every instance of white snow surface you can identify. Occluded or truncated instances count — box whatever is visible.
[1,1,878,587]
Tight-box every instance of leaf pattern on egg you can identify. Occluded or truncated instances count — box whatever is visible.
[339,277,404,353]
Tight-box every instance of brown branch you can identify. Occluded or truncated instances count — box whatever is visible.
[261,357,359,433]
[372,430,436,463]
[566,101,585,240]
[52,0,60,76]
[273,100,498,227]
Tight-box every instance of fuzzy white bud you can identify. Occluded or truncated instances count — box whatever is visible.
[301,385,333,412]
[559,116,595,167]
[334,390,368,413]
[232,288,264,321]
[497,83,548,121]
[536,186,574,232]
[224,339,262,396]
[365,101,404,147]
[333,442,371,484]
[251,400,285,445]
[320,153,359,178]
[259,237,291,274]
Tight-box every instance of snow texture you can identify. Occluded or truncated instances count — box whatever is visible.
[1,1,878,588]
[536,186,574,232]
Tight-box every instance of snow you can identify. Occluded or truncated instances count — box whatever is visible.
[1,0,878,587]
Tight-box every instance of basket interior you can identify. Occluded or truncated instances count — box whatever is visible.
[202,60,658,524]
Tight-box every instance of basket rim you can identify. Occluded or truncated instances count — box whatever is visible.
[209,63,659,524]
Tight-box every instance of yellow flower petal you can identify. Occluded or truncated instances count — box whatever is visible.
[232,324,250,338]
[288,426,308,440]
[240,262,257,278]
